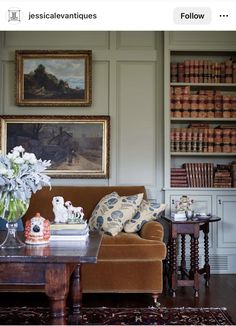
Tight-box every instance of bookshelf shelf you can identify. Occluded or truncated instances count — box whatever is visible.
[164,187,236,191]
[171,152,236,156]
[171,118,236,122]
[170,82,236,87]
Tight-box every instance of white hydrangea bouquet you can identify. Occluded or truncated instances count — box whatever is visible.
[0,146,51,223]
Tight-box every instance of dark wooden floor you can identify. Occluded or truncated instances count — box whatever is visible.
[0,274,236,323]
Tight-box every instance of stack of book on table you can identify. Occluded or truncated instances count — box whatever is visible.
[50,222,89,242]
[171,212,187,221]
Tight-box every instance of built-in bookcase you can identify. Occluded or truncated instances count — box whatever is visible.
[166,49,236,189]
[164,32,236,274]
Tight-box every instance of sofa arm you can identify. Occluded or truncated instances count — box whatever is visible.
[139,220,164,242]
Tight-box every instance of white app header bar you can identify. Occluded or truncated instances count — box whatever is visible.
[0,0,235,31]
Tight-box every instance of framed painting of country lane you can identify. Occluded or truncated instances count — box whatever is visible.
[15,50,92,106]
[0,116,110,178]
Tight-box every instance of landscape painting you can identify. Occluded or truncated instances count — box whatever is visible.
[0,116,110,178]
[16,50,92,106]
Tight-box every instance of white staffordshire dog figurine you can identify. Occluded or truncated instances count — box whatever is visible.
[52,196,68,223]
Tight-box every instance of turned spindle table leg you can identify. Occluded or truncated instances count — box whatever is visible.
[171,236,178,297]
[203,223,210,286]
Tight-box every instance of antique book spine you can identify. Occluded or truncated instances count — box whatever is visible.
[233,62,236,83]
[214,128,223,152]
[189,163,194,187]
[210,163,214,187]
[174,95,182,118]
[190,95,199,118]
[184,60,190,83]
[208,128,214,153]
[175,128,181,152]
[198,94,207,118]
[178,63,185,83]
[231,162,236,187]
[171,93,175,118]
[199,60,204,83]
[203,163,208,187]
[203,128,208,152]
[182,94,190,118]
[231,130,236,152]
[194,60,199,83]
[220,62,226,83]
[214,92,223,118]
[171,183,188,187]
[206,95,214,118]
[225,60,233,83]
[171,175,188,180]
[214,183,232,188]
[207,163,211,187]
[208,61,213,83]
[203,60,208,83]
[195,163,200,187]
[171,63,178,82]
[190,163,196,187]
[170,128,175,152]
[198,128,203,152]
[231,96,236,118]
[201,163,205,187]
[222,95,231,118]
[180,128,187,152]
[222,129,231,153]
[214,62,221,83]
[171,167,186,173]
[192,128,198,152]
[190,60,195,83]
[186,128,192,152]
[183,163,191,187]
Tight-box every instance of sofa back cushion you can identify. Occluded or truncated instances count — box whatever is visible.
[123,201,166,233]
[23,186,147,223]
[89,192,144,236]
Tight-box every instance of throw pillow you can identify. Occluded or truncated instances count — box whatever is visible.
[89,192,144,236]
[123,200,166,233]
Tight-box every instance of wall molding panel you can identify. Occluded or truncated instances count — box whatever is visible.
[0,31,164,201]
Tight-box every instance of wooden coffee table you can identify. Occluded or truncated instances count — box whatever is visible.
[0,231,102,325]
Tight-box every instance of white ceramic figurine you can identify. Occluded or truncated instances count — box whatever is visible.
[65,200,85,222]
[52,196,68,223]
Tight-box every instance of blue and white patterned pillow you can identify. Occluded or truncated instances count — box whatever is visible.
[89,192,144,236]
[123,200,166,233]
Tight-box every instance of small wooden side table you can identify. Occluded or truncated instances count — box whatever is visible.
[162,216,221,298]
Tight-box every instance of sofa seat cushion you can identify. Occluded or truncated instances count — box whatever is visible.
[98,232,166,261]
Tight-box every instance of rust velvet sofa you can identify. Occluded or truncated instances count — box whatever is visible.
[24,186,167,301]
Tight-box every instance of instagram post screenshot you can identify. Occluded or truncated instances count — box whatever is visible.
[0,0,235,325]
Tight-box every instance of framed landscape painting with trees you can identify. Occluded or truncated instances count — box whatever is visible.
[15,50,92,106]
[0,115,110,178]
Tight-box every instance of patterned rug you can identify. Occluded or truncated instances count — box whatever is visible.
[0,306,234,325]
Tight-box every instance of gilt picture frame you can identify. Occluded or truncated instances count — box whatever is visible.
[0,115,110,178]
[15,50,92,106]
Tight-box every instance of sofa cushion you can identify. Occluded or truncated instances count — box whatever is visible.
[123,200,166,233]
[89,192,144,236]
[99,232,166,260]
